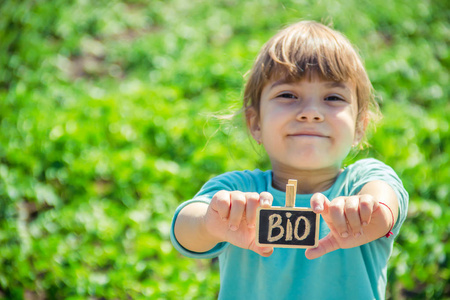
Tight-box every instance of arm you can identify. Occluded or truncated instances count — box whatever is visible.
[174,202,221,253]
[173,191,275,257]
[305,180,399,260]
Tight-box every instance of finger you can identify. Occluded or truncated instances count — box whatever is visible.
[245,193,260,228]
[359,194,375,226]
[310,193,329,214]
[305,233,339,260]
[228,191,246,231]
[210,190,231,220]
[344,196,362,237]
[329,197,349,238]
[259,192,273,208]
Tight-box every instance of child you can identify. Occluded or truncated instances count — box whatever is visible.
[170,20,408,299]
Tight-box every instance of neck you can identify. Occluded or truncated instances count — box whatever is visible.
[271,166,343,194]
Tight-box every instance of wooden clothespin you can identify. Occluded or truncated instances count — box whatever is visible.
[285,179,297,207]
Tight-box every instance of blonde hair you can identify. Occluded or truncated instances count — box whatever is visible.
[243,21,379,144]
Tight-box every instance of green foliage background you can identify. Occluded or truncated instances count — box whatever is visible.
[0,0,448,299]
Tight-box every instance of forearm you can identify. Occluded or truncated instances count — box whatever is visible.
[174,202,222,253]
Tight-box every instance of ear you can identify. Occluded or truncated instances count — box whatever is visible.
[245,107,262,144]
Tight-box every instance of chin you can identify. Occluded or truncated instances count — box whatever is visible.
[294,162,333,171]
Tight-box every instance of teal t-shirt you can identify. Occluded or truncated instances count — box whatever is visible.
[170,159,408,300]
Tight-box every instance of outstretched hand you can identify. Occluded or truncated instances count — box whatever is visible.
[305,192,382,260]
[204,190,275,257]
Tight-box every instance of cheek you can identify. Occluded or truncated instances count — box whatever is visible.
[330,113,358,145]
[260,108,289,136]
[336,109,358,128]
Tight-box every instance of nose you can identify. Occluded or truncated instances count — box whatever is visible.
[296,101,324,122]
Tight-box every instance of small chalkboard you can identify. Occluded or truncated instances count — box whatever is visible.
[255,180,319,248]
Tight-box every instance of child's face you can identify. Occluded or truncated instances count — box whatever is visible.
[248,76,363,172]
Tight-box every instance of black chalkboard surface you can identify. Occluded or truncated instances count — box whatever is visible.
[256,207,319,248]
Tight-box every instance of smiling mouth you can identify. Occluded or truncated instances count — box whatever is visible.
[288,133,328,138]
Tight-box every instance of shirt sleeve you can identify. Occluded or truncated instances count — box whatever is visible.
[346,158,409,235]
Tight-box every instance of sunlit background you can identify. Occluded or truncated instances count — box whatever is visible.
[0,0,448,299]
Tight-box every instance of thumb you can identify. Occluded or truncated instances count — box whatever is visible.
[256,246,274,257]
[248,241,274,257]
[305,233,339,260]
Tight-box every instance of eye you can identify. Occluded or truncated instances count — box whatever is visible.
[325,94,345,102]
[277,92,297,99]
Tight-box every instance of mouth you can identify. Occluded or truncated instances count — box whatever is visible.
[288,132,329,138]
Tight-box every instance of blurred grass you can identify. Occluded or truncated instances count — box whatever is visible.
[0,0,449,299]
